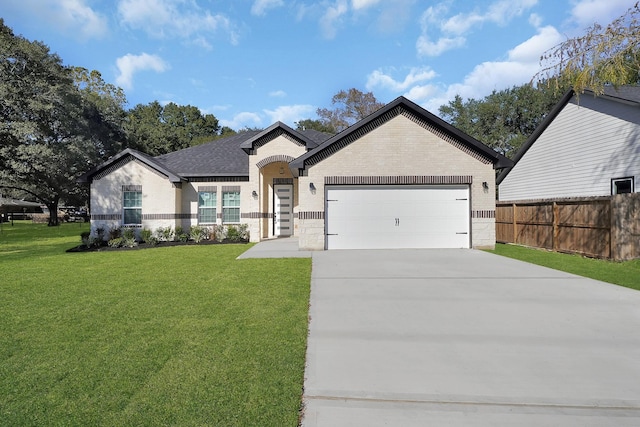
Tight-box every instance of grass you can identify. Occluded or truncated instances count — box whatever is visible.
[488,243,640,291]
[0,221,312,426]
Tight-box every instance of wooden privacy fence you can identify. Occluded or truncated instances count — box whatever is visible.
[496,193,640,261]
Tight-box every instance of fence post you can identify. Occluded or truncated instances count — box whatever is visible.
[552,202,558,252]
[512,203,517,244]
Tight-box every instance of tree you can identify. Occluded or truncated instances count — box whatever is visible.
[0,20,124,225]
[535,3,640,94]
[316,88,385,132]
[125,102,220,155]
[294,118,335,134]
[439,83,565,158]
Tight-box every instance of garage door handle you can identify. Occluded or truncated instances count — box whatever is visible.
[395,218,399,226]
[456,232,468,234]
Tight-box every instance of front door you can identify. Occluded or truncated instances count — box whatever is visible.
[274,184,293,237]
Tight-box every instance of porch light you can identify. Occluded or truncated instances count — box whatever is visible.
[309,183,316,191]
[482,182,489,190]
[279,166,284,174]
[252,190,258,197]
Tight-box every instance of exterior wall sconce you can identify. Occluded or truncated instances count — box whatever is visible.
[252,190,258,197]
[279,166,284,175]
[482,182,489,190]
[309,183,316,191]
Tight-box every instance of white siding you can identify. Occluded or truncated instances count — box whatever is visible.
[499,95,640,201]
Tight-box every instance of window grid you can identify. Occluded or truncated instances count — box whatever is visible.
[123,190,142,225]
[198,191,217,224]
[222,191,240,223]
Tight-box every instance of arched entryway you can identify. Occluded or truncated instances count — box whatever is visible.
[256,157,298,239]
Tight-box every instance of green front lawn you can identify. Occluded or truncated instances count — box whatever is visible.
[489,243,640,291]
[0,222,311,426]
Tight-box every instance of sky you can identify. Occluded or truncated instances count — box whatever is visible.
[3,0,634,131]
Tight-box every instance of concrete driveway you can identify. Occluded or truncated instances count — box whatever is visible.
[301,249,640,426]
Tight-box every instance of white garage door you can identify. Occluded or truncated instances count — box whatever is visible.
[326,185,470,250]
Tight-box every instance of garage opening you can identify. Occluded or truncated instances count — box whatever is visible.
[325,185,470,250]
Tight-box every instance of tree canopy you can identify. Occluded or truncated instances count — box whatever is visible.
[535,3,640,94]
[315,88,385,133]
[125,101,220,155]
[0,19,127,225]
[439,83,565,158]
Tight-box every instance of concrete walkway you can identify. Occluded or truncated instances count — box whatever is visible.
[301,249,640,426]
[236,236,312,259]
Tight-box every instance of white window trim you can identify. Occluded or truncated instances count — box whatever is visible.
[611,177,634,195]
[198,191,217,224]
[123,189,142,226]
[222,190,241,224]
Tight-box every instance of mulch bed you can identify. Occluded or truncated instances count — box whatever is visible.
[67,239,248,253]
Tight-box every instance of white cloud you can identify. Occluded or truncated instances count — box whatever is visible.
[14,0,109,40]
[269,90,287,98]
[417,0,538,57]
[320,0,349,39]
[117,0,239,47]
[219,112,263,130]
[570,0,634,28]
[366,67,437,92]
[264,105,316,126]
[115,53,169,90]
[351,0,382,11]
[416,35,466,57]
[529,13,543,28]
[413,25,563,114]
[251,0,284,16]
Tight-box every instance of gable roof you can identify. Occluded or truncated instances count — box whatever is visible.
[290,96,513,176]
[240,121,329,154]
[77,148,184,184]
[78,127,334,184]
[156,131,259,177]
[496,86,640,185]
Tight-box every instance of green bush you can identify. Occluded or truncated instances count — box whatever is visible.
[155,226,174,242]
[190,225,211,243]
[175,226,184,241]
[122,228,136,241]
[81,231,91,247]
[147,235,159,246]
[140,228,152,243]
[94,227,106,242]
[109,227,121,240]
[178,233,189,243]
[108,237,123,248]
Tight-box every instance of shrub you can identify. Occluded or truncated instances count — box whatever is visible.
[109,227,122,241]
[108,237,123,248]
[140,228,152,243]
[81,231,91,247]
[147,235,159,246]
[212,224,226,242]
[238,224,249,241]
[94,227,106,242]
[175,226,184,241]
[122,227,136,241]
[178,233,189,243]
[155,226,174,242]
[121,237,138,248]
[226,225,241,242]
[189,225,211,243]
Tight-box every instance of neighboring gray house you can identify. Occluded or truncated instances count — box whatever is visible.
[498,86,640,200]
[80,96,511,250]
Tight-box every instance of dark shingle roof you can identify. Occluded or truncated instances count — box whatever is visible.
[601,85,640,103]
[79,126,334,183]
[155,131,260,177]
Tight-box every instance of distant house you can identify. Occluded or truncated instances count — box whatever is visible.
[498,86,640,201]
[79,96,511,250]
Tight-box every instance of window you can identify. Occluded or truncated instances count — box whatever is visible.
[612,177,634,195]
[123,190,142,225]
[222,190,240,223]
[198,191,217,224]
